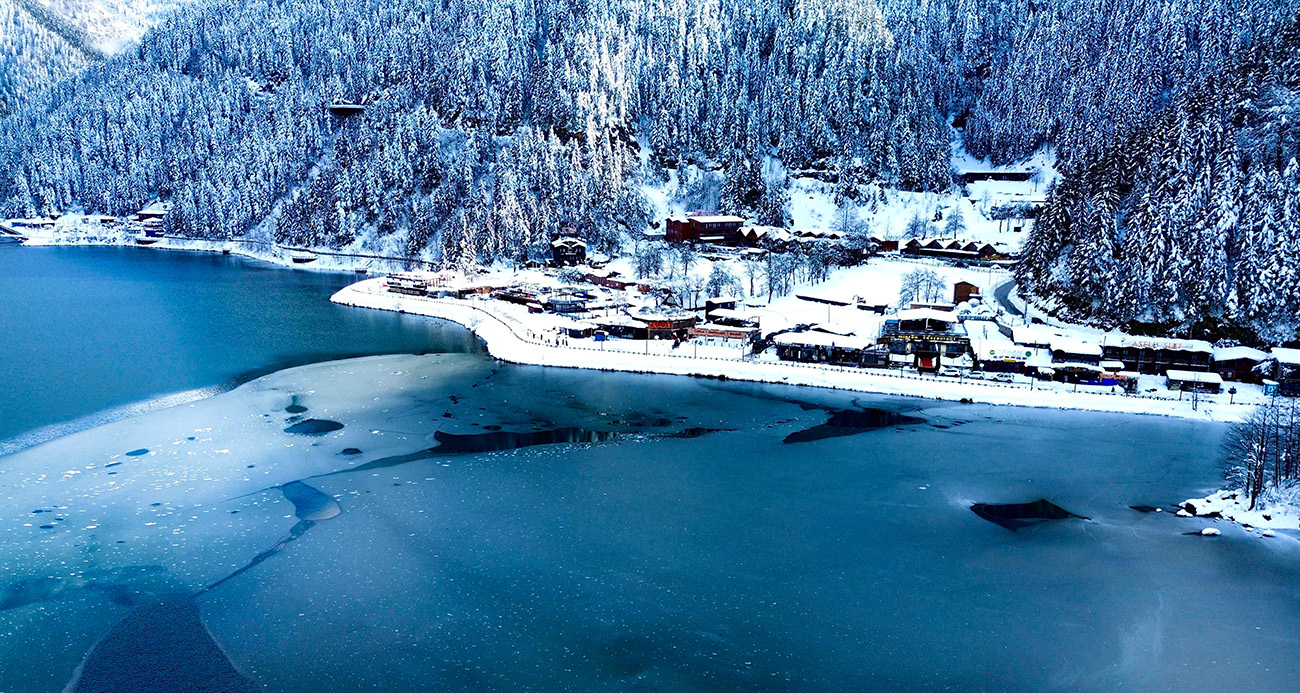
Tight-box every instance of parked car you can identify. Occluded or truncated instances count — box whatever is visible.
[991,372,1014,383]
[966,371,986,380]
[938,366,962,378]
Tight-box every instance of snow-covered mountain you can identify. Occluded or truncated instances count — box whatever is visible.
[0,0,189,114]
[1,0,1297,342]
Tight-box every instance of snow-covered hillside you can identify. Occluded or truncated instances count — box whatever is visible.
[0,0,190,114]
[34,0,190,52]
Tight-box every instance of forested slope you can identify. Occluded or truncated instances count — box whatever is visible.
[0,0,1293,289]
[1018,12,1300,343]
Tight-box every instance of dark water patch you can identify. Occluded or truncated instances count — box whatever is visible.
[125,449,148,457]
[601,634,654,677]
[784,409,925,444]
[669,427,733,439]
[932,424,951,429]
[483,425,502,431]
[340,448,362,455]
[279,481,341,521]
[971,499,1090,531]
[66,600,258,693]
[285,404,307,414]
[434,428,615,454]
[104,462,122,468]
[283,419,343,436]
[319,427,618,477]
[1129,505,1174,513]
[39,524,54,529]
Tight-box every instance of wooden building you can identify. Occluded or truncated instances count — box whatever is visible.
[958,171,1034,184]
[627,306,697,339]
[1212,346,1268,384]
[773,332,887,367]
[953,281,982,305]
[1271,348,1300,396]
[665,214,747,244]
[385,273,428,296]
[1100,336,1213,375]
[550,236,587,266]
[1165,370,1224,394]
[1049,338,1102,366]
[877,308,970,372]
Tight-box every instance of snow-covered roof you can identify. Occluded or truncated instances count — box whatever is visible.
[1053,362,1104,372]
[688,214,746,223]
[1213,346,1268,362]
[1100,360,1126,371]
[1050,338,1102,356]
[1271,348,1300,365]
[810,323,856,336]
[895,308,958,324]
[1166,370,1224,384]
[693,322,759,333]
[551,236,587,247]
[629,305,695,321]
[773,332,874,350]
[595,314,649,328]
[1111,335,1212,353]
[708,308,760,322]
[1011,326,1060,345]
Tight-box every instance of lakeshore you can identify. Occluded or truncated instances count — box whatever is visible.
[332,277,1258,423]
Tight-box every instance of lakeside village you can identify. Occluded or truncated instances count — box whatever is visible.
[6,194,1298,413]
[353,212,1299,413]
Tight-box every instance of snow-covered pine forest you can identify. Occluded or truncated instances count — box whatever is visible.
[0,0,1297,338]
[1017,13,1300,343]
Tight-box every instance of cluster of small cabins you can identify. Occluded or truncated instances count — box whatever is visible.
[384,264,1300,398]
[657,212,1011,264]
[771,311,1300,395]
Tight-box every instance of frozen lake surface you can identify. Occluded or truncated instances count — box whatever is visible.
[0,245,477,449]
[2,353,1298,692]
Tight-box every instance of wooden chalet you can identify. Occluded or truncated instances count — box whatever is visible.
[550,235,587,266]
[1212,346,1268,384]
[953,281,982,305]
[665,214,747,244]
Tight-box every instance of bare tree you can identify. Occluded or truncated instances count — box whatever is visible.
[905,212,932,239]
[1226,397,1300,509]
[635,240,665,279]
[741,257,765,298]
[897,268,947,307]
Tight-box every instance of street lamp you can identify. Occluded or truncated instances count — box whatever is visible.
[1228,386,1237,405]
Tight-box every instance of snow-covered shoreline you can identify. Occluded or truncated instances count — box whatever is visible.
[19,226,417,274]
[331,278,1252,424]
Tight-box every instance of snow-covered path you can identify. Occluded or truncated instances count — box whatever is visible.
[331,279,1251,423]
